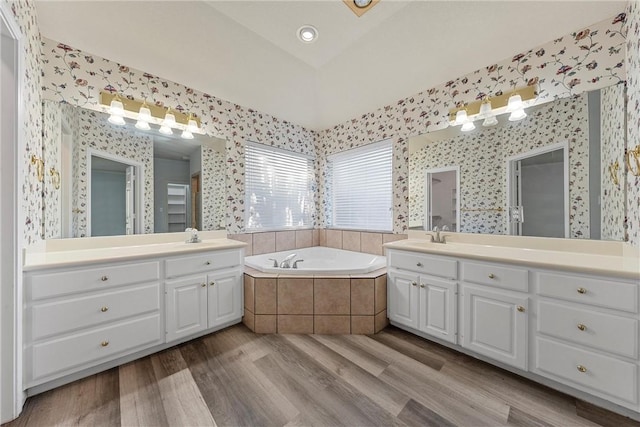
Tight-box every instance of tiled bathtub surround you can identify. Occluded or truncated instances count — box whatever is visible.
[230,229,407,256]
[243,269,388,335]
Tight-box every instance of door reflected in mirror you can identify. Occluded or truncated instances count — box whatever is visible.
[424,167,459,232]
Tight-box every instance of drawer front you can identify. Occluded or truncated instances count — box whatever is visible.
[461,261,528,292]
[535,337,638,404]
[538,301,638,359]
[30,283,161,341]
[388,251,457,279]
[165,250,242,279]
[29,314,162,385]
[29,261,160,300]
[537,272,638,313]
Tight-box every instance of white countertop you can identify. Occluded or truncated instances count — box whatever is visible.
[24,238,247,271]
[384,239,640,280]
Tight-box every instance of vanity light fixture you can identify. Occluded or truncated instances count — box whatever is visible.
[297,25,318,43]
[454,109,469,126]
[186,113,199,133]
[135,101,152,131]
[461,121,476,132]
[478,99,498,127]
[506,92,527,121]
[107,95,126,126]
[160,108,176,135]
[482,116,499,127]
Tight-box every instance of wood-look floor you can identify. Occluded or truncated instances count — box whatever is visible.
[5,325,640,427]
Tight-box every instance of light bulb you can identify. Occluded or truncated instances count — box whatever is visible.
[478,99,492,118]
[138,105,152,122]
[108,114,126,126]
[159,125,173,135]
[186,118,198,133]
[509,108,527,121]
[506,93,523,112]
[483,116,498,127]
[108,98,125,116]
[135,120,150,130]
[454,109,468,126]
[461,121,476,132]
[162,111,176,128]
[181,129,194,140]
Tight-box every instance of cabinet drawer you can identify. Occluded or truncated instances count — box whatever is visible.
[461,261,528,292]
[535,337,638,404]
[388,251,457,279]
[538,301,638,359]
[29,261,160,300]
[30,283,160,341]
[165,250,242,278]
[29,314,162,385]
[537,272,638,313]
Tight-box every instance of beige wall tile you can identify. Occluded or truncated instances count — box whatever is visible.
[351,316,375,334]
[314,278,350,315]
[255,278,277,314]
[277,315,313,334]
[275,230,296,251]
[360,232,383,255]
[375,275,387,313]
[254,315,277,334]
[243,308,255,331]
[278,278,313,314]
[374,310,389,333]
[244,274,255,311]
[342,231,361,252]
[314,316,350,334]
[326,229,343,249]
[382,233,408,244]
[229,233,253,256]
[351,278,375,315]
[318,229,327,246]
[312,229,320,246]
[295,229,313,248]
[253,232,276,255]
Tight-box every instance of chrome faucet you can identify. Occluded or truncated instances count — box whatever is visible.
[279,253,297,268]
[185,228,201,243]
[430,225,448,244]
[292,260,304,269]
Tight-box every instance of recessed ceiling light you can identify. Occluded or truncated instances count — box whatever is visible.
[297,25,318,43]
[353,0,372,8]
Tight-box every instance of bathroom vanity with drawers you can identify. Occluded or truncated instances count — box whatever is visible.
[385,236,640,418]
[22,235,245,395]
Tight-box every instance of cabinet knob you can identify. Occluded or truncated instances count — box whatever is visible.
[577,323,587,331]
[516,305,525,312]
[577,287,587,294]
[101,341,109,347]
[411,282,417,287]
[210,282,215,286]
[100,306,109,313]
[488,273,495,279]
[201,283,206,287]
[420,284,425,288]
[416,262,423,267]
[101,276,109,282]
[577,365,587,373]
[205,261,211,265]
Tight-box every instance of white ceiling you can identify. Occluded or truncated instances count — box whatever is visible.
[35,1,625,131]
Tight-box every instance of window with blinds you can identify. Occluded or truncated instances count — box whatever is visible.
[329,139,393,231]
[244,142,314,230]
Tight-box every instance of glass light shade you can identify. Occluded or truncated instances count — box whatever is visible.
[454,109,468,126]
[162,112,176,127]
[181,129,194,140]
[186,118,199,133]
[108,98,125,116]
[461,121,476,132]
[482,116,499,127]
[159,125,173,135]
[135,120,151,130]
[108,114,126,126]
[506,93,523,112]
[509,108,527,121]
[478,100,492,118]
[138,105,152,122]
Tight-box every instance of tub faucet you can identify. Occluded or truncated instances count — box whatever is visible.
[293,260,304,269]
[268,258,278,267]
[279,254,297,268]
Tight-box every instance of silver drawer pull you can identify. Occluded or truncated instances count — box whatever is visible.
[201,283,206,287]
[516,305,525,313]
[101,276,109,282]
[577,287,587,294]
[100,306,109,313]
[411,282,417,287]
[577,323,587,331]
[416,262,423,267]
[210,282,215,286]
[488,273,495,279]
[101,341,109,347]
[420,284,425,288]
[577,365,587,373]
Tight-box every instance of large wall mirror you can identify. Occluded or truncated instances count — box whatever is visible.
[42,100,227,238]
[409,82,627,241]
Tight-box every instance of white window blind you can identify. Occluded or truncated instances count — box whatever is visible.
[245,142,314,230]
[329,139,393,231]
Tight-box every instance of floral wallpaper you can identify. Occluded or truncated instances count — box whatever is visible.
[73,109,154,237]
[201,144,226,230]
[600,83,627,241]
[4,0,43,245]
[409,93,591,238]
[626,0,640,247]
[317,13,628,235]
[42,101,61,239]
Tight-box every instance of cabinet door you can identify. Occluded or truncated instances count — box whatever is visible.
[207,268,242,329]
[419,277,457,344]
[461,284,528,370]
[165,275,208,342]
[388,269,420,329]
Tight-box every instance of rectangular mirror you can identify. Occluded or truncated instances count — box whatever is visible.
[42,101,227,238]
[409,83,627,241]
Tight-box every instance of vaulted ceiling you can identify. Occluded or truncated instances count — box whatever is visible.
[35,1,625,131]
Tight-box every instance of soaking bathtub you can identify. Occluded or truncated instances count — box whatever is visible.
[244,246,386,275]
